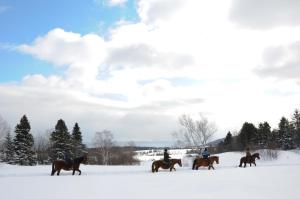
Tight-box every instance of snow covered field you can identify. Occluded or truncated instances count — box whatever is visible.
[1,150,300,199]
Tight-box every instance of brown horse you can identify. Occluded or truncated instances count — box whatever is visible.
[51,155,88,176]
[152,159,182,172]
[192,156,219,170]
[239,153,260,168]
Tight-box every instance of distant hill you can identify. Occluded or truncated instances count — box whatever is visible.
[207,138,225,147]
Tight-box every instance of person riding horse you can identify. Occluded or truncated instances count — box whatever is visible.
[63,151,73,168]
[246,147,251,162]
[202,148,211,164]
[163,148,171,166]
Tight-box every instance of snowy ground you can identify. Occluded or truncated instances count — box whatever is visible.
[1,150,300,199]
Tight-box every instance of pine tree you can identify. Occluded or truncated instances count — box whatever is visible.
[278,117,294,150]
[238,122,257,149]
[224,131,233,151]
[257,122,271,148]
[13,115,36,165]
[3,133,14,163]
[50,119,72,160]
[291,109,300,146]
[71,123,85,157]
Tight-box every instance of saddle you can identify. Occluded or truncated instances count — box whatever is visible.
[64,160,74,169]
[163,160,171,167]
[201,157,211,165]
[245,156,252,162]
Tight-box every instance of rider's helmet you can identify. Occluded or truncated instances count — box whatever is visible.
[164,148,168,152]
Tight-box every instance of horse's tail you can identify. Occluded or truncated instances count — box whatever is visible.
[51,162,55,176]
[192,159,196,170]
[151,161,155,173]
[239,158,242,167]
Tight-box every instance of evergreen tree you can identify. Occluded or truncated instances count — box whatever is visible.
[224,131,233,150]
[50,119,72,160]
[71,123,85,157]
[3,133,14,163]
[291,109,300,146]
[13,115,36,165]
[278,117,294,150]
[257,122,271,148]
[238,122,257,149]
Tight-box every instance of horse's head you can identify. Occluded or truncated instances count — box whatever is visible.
[211,156,219,164]
[173,159,182,167]
[254,153,260,160]
[215,156,219,164]
[82,154,88,164]
[178,159,182,167]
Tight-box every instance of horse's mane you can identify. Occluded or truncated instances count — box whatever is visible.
[73,156,85,164]
[252,152,260,156]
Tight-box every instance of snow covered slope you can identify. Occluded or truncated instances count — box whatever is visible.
[0,150,299,199]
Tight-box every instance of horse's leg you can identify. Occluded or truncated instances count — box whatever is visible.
[72,169,75,175]
[78,169,81,175]
[244,162,246,168]
[51,168,56,176]
[51,170,56,176]
[57,169,61,176]
[192,160,196,170]
[239,159,243,167]
[169,164,174,172]
[51,163,56,176]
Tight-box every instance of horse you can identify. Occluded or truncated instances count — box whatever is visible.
[192,156,219,170]
[152,159,182,172]
[239,153,260,168]
[51,155,88,176]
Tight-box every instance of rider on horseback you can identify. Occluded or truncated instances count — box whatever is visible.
[202,147,211,164]
[64,151,73,168]
[163,148,171,166]
[246,147,251,162]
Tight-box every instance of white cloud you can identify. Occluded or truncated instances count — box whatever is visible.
[2,0,300,143]
[255,41,300,81]
[108,0,127,7]
[137,0,186,25]
[230,0,300,29]
[18,28,106,86]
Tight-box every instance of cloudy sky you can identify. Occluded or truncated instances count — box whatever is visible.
[1,0,300,145]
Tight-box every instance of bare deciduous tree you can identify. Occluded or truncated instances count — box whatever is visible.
[0,115,10,151]
[34,132,51,164]
[173,114,217,150]
[93,130,115,165]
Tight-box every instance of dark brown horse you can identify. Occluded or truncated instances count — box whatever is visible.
[239,153,260,168]
[192,156,219,170]
[51,155,88,176]
[152,159,182,172]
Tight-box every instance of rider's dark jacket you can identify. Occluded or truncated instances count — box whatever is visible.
[164,151,171,162]
[202,150,210,159]
[246,149,251,161]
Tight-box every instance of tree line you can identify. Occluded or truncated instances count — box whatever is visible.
[218,109,300,151]
[0,115,85,165]
[0,115,138,166]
